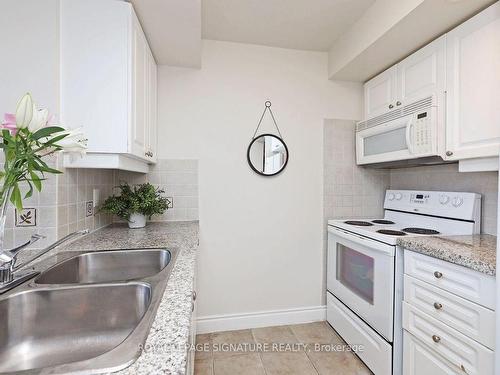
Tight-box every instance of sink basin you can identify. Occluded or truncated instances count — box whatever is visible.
[35,249,171,284]
[0,283,151,373]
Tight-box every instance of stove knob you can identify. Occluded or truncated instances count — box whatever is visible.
[395,193,403,200]
[452,196,463,207]
[439,195,450,205]
[388,193,395,201]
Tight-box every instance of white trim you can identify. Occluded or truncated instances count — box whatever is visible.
[459,157,499,172]
[196,305,326,334]
[63,153,149,173]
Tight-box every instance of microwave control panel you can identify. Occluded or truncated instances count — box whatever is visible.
[412,111,433,153]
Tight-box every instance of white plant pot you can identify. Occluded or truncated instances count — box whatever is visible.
[128,213,146,229]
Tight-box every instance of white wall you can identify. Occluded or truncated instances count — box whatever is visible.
[0,0,60,114]
[158,40,362,320]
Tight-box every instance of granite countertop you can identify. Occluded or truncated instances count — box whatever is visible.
[398,234,497,276]
[26,221,199,375]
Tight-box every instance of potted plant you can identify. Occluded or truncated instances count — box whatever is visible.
[100,183,169,228]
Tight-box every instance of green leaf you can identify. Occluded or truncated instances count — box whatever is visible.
[42,134,68,145]
[31,126,65,140]
[24,180,33,199]
[30,171,42,191]
[10,183,23,211]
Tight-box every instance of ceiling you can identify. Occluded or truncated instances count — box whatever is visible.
[130,0,201,67]
[201,0,375,51]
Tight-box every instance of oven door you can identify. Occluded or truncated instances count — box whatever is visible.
[327,226,395,341]
[356,114,414,165]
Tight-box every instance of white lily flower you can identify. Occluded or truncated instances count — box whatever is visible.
[50,127,88,155]
[15,93,33,129]
[28,107,49,132]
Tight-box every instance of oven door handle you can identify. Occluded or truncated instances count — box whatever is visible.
[328,227,395,256]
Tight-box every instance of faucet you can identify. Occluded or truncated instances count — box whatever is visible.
[0,229,89,293]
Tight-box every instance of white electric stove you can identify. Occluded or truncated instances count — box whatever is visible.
[326,190,481,375]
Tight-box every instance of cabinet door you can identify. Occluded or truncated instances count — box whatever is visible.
[364,66,397,120]
[60,0,130,154]
[397,36,446,106]
[131,14,148,159]
[445,3,500,160]
[403,331,461,375]
[147,51,158,163]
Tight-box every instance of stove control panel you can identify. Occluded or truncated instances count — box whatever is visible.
[384,190,481,221]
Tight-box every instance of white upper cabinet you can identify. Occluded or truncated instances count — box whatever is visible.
[364,66,398,119]
[131,13,148,159]
[362,2,500,164]
[61,0,158,171]
[397,36,446,107]
[363,37,445,121]
[444,2,500,161]
[147,49,158,163]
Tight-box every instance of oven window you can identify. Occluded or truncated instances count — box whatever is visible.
[337,244,374,304]
[363,126,407,156]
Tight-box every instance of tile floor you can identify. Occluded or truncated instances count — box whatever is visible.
[194,321,371,375]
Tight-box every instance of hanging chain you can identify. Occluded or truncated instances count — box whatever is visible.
[252,101,284,139]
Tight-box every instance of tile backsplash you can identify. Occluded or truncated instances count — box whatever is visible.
[323,120,498,235]
[114,159,199,222]
[323,119,390,223]
[390,164,498,235]
[2,155,114,251]
[56,158,114,239]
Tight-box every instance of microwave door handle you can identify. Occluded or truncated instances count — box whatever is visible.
[405,120,414,154]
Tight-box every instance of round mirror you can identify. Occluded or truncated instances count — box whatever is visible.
[247,134,289,176]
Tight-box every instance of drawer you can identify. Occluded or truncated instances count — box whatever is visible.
[404,250,495,309]
[404,275,495,350]
[403,330,463,375]
[403,302,494,375]
[327,292,392,375]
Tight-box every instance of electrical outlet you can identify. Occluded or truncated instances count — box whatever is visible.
[15,208,36,227]
[85,201,94,217]
[166,197,173,209]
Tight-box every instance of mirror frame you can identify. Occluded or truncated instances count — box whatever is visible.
[246,133,289,177]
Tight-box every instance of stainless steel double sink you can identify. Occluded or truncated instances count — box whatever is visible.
[0,248,178,374]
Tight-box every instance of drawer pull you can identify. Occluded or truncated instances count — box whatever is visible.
[432,335,441,343]
[433,302,443,310]
[433,271,443,278]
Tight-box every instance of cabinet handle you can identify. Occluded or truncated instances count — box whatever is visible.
[446,151,453,157]
[389,104,394,109]
[396,101,402,106]
[433,302,443,310]
[192,291,197,301]
[433,271,443,279]
[432,335,441,343]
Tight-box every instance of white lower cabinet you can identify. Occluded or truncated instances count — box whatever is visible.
[402,251,495,375]
[403,331,462,375]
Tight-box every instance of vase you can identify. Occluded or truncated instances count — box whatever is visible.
[128,213,146,229]
[0,187,11,254]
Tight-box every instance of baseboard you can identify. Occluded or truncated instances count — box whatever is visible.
[196,305,327,334]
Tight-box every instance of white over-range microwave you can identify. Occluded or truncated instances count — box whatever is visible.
[356,96,444,166]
